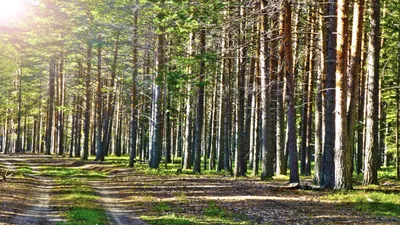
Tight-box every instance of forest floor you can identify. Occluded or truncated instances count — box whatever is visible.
[0,154,399,225]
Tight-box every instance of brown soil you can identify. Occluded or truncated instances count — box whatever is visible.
[0,155,399,225]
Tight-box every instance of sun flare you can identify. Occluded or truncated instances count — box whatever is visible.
[0,0,24,19]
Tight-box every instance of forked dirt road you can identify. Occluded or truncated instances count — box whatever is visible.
[0,155,146,225]
[0,154,399,225]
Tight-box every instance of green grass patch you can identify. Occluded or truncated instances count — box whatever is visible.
[40,166,106,178]
[104,155,231,177]
[141,212,250,225]
[153,202,172,212]
[142,200,250,225]
[204,202,226,217]
[16,166,32,176]
[325,190,400,217]
[56,178,99,205]
[57,207,107,225]
[50,172,108,225]
[141,213,195,225]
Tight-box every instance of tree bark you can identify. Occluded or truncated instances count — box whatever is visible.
[321,0,336,188]
[130,1,139,167]
[149,25,165,169]
[45,59,56,155]
[83,43,92,160]
[260,0,274,180]
[95,37,104,161]
[284,0,299,184]
[235,0,248,177]
[193,28,206,173]
[363,0,380,185]
[334,0,351,190]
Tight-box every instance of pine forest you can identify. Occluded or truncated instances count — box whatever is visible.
[0,0,400,224]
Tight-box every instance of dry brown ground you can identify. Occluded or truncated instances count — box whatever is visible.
[0,155,399,225]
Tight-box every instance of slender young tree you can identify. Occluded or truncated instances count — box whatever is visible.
[130,1,139,168]
[45,59,56,155]
[58,56,65,155]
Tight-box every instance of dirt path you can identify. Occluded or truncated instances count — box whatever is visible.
[1,155,400,225]
[89,169,148,225]
[0,156,64,225]
[11,176,62,225]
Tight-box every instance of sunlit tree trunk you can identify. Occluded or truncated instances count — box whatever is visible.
[363,0,381,185]
[347,0,365,175]
[16,61,22,153]
[334,0,352,190]
[149,25,165,169]
[357,31,368,175]
[260,0,273,180]
[276,11,286,176]
[45,59,56,155]
[58,56,65,155]
[235,0,248,177]
[183,32,194,170]
[314,2,326,184]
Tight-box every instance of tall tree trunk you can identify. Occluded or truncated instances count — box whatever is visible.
[363,0,380,185]
[45,59,56,155]
[305,10,315,176]
[193,28,206,173]
[314,2,326,184]
[149,25,165,169]
[321,0,337,188]
[83,43,92,160]
[102,33,120,157]
[334,0,351,190]
[16,62,22,153]
[276,11,286,175]
[357,31,368,174]
[58,57,65,155]
[183,32,194,170]
[284,0,299,184]
[260,0,274,180]
[130,2,139,167]
[397,41,400,179]
[347,0,365,175]
[235,0,248,177]
[95,38,103,161]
